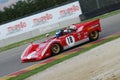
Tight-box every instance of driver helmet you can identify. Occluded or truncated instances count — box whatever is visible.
[56,30,63,38]
[69,25,76,30]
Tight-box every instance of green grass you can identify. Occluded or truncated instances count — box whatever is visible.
[84,9,120,22]
[8,32,120,80]
[0,9,120,53]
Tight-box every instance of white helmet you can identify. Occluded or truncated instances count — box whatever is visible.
[69,25,76,30]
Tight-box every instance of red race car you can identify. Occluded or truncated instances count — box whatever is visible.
[21,19,101,62]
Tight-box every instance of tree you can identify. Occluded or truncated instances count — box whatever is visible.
[0,0,71,24]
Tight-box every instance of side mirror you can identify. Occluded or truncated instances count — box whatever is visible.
[46,34,50,37]
[46,34,50,40]
[30,41,33,44]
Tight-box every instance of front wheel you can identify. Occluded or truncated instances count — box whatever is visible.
[89,31,99,41]
[51,43,61,55]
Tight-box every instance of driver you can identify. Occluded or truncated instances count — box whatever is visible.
[67,25,76,33]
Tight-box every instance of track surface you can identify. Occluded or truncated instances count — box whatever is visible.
[0,14,120,77]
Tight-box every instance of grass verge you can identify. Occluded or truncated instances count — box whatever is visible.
[8,33,120,80]
[0,9,120,53]
[83,9,120,22]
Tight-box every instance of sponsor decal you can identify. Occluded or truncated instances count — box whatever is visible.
[7,21,27,35]
[92,24,99,28]
[88,24,99,30]
[33,13,53,27]
[77,26,84,32]
[77,33,81,39]
[84,32,88,38]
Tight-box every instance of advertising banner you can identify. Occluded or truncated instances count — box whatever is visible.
[0,1,82,40]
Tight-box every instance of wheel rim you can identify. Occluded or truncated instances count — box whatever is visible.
[91,31,98,39]
[51,44,60,54]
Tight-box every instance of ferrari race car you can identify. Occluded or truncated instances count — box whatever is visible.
[21,19,101,62]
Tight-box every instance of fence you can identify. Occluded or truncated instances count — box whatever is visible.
[78,0,120,19]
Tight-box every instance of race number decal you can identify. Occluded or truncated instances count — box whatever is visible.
[66,36,75,46]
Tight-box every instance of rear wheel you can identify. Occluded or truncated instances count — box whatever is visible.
[89,31,99,41]
[51,43,61,55]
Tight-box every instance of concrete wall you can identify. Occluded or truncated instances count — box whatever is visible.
[0,16,81,47]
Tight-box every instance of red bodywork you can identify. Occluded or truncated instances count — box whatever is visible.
[21,19,101,62]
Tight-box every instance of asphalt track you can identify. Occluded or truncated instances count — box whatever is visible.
[0,13,120,77]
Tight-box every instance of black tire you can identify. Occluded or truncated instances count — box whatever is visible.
[51,43,61,55]
[89,31,99,41]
